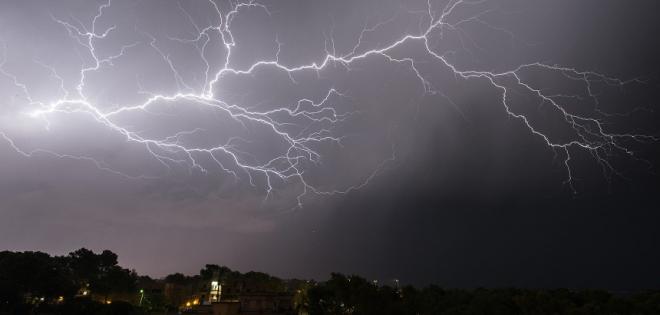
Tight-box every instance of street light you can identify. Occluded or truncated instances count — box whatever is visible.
[139,289,145,306]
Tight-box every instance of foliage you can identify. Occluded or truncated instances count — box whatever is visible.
[0,249,137,314]
[1,249,659,314]
[0,251,77,307]
[306,275,660,315]
[67,248,137,297]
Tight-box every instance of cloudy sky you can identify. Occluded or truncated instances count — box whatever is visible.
[1,0,659,289]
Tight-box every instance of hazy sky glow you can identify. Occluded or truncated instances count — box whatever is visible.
[0,0,659,289]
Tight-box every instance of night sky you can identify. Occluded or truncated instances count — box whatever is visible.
[1,0,659,290]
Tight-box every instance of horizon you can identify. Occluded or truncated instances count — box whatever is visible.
[3,247,659,293]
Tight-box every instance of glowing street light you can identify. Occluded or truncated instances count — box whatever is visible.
[139,289,145,306]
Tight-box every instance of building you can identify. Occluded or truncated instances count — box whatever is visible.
[181,277,295,315]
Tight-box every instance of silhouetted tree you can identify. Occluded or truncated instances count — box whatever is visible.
[3,250,660,314]
[0,251,77,311]
[66,248,137,300]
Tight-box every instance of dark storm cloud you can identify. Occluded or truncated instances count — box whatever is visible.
[0,0,658,289]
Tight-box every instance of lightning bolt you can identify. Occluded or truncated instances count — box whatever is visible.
[0,0,656,207]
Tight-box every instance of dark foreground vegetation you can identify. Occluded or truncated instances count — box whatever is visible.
[1,249,659,314]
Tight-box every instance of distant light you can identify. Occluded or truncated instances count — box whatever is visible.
[106,300,112,304]
[82,291,88,296]
[139,289,144,294]
[186,301,191,307]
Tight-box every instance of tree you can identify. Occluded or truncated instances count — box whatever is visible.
[66,248,137,300]
[307,273,405,315]
[0,251,77,311]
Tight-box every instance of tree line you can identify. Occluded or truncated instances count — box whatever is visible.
[307,273,660,315]
[0,249,137,314]
[1,249,659,314]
